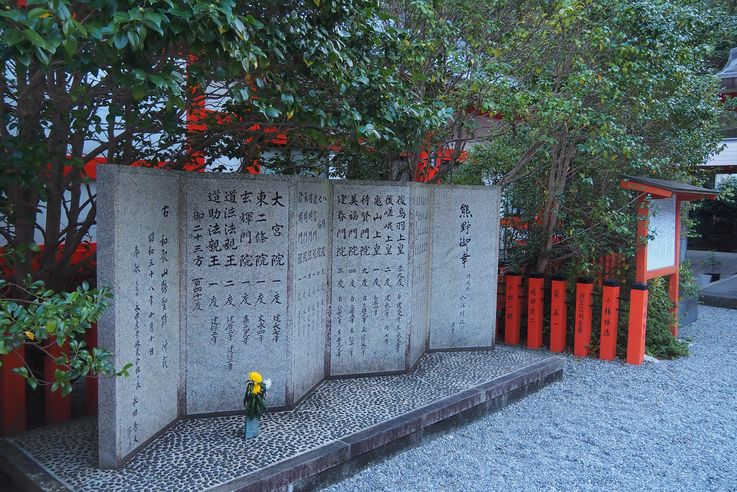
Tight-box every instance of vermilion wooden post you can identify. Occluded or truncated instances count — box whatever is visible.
[504,272,522,345]
[85,324,98,416]
[497,265,506,334]
[0,347,26,435]
[599,280,621,361]
[669,198,682,336]
[549,275,567,353]
[574,278,594,357]
[44,340,72,425]
[626,283,649,365]
[527,273,545,349]
[634,196,649,284]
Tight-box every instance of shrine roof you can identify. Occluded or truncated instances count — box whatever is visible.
[620,175,717,201]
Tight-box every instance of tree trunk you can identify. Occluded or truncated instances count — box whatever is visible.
[9,62,45,284]
[536,130,574,273]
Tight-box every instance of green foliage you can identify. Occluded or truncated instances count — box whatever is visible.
[460,0,727,272]
[0,279,127,395]
[1,1,451,289]
[679,260,701,299]
[612,278,688,360]
[644,277,689,359]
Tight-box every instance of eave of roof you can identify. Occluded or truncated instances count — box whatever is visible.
[620,175,717,201]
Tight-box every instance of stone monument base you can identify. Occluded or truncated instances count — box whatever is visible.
[0,347,562,492]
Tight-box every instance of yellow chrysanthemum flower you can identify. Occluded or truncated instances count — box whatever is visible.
[24,331,35,341]
[248,371,263,384]
[252,384,262,395]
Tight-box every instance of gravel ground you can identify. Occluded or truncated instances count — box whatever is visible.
[323,306,737,492]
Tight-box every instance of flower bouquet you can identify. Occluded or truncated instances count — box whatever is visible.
[243,371,271,439]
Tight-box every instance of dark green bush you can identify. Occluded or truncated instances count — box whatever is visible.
[644,277,689,359]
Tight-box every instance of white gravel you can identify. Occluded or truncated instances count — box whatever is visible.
[323,306,737,492]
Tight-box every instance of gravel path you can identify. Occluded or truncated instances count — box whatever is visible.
[323,306,737,492]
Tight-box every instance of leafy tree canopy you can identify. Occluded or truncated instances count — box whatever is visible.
[431,0,730,273]
[0,0,448,288]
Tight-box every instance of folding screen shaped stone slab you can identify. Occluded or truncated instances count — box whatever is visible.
[97,166,500,468]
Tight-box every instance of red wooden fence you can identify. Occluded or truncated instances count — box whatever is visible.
[498,269,655,366]
[0,325,98,436]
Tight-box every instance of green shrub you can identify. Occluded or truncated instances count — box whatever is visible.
[679,260,700,299]
[645,277,689,359]
[0,279,128,395]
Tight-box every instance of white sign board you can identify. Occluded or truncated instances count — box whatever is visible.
[646,196,677,272]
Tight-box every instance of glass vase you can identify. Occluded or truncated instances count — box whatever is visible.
[244,416,260,439]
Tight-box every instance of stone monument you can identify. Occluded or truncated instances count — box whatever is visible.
[97,165,500,468]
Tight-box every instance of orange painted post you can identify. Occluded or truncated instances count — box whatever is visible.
[549,275,568,353]
[599,280,621,361]
[504,272,522,345]
[527,273,545,349]
[634,195,649,284]
[497,265,506,334]
[669,198,682,336]
[85,324,98,416]
[44,340,72,425]
[668,273,679,337]
[626,283,649,365]
[574,278,594,357]
[0,347,26,435]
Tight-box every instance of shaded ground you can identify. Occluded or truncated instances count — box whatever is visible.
[325,306,737,492]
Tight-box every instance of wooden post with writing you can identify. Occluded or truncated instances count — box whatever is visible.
[504,273,522,345]
[599,280,620,361]
[549,275,568,353]
[574,278,594,357]
[527,273,545,349]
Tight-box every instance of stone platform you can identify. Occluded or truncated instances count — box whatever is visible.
[0,347,563,492]
[701,274,737,309]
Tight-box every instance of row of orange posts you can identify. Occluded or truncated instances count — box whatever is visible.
[0,326,98,436]
[501,272,649,365]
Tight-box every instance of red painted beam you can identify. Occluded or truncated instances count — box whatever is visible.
[619,180,673,198]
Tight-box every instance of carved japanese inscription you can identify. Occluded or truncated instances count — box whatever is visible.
[329,183,412,375]
[185,177,290,413]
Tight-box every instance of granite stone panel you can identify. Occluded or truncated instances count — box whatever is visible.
[290,179,331,404]
[184,174,291,413]
[408,183,432,369]
[97,166,501,469]
[329,182,412,376]
[97,166,181,468]
[429,185,500,349]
